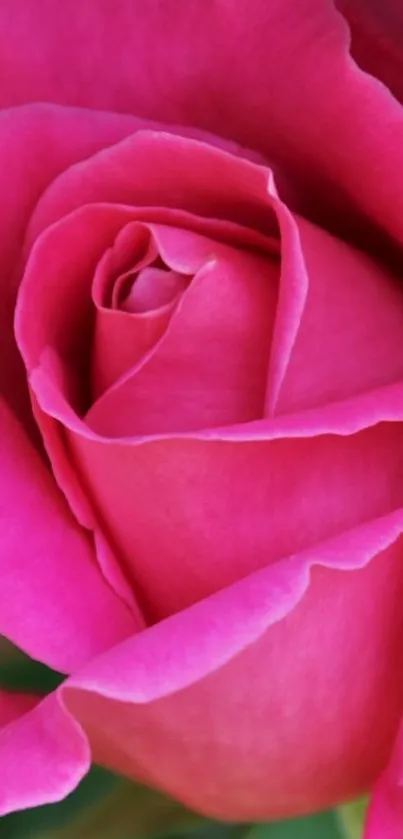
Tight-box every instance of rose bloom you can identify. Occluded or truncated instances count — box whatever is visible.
[0,1,403,835]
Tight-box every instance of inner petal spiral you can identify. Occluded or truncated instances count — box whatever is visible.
[91,221,191,400]
[89,220,279,435]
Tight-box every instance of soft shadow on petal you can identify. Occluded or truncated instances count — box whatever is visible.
[0,397,138,672]
[0,688,37,726]
[275,215,403,414]
[17,187,403,618]
[3,518,403,820]
[91,222,277,406]
[25,131,277,248]
[66,540,403,820]
[365,721,403,838]
[88,230,278,436]
[3,2,403,253]
[338,0,403,104]
[64,423,403,618]
[0,104,148,430]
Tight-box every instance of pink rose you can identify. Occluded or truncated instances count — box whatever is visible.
[1,2,403,836]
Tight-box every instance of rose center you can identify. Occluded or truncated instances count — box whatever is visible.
[97,222,189,315]
[112,260,188,314]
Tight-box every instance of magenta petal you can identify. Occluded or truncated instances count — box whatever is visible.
[338,0,403,104]
[87,228,278,435]
[365,724,403,838]
[4,514,398,820]
[4,514,402,820]
[0,692,89,815]
[25,131,275,248]
[64,536,403,820]
[2,2,403,247]
[63,421,403,619]
[0,689,37,727]
[0,396,137,671]
[0,104,150,428]
[276,215,403,414]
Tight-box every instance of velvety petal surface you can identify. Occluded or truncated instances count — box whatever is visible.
[6,6,403,823]
[65,542,403,820]
[2,518,403,819]
[337,0,403,104]
[16,132,403,621]
[364,717,403,838]
[0,692,89,815]
[2,1,403,250]
[0,104,149,431]
[88,225,278,435]
[275,216,403,414]
[91,222,184,398]
[0,396,137,672]
[0,108,230,433]
[0,689,37,726]
[65,424,403,618]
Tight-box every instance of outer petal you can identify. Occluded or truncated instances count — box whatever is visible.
[67,540,403,820]
[2,518,403,819]
[338,0,403,104]
[0,692,89,814]
[0,396,137,672]
[1,2,403,247]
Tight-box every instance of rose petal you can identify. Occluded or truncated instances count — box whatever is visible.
[120,267,187,313]
[276,215,403,414]
[364,720,403,838]
[0,396,137,671]
[17,191,403,617]
[2,2,403,248]
[15,197,273,606]
[0,104,151,431]
[25,131,277,251]
[0,692,89,814]
[0,689,37,726]
[65,537,403,820]
[60,420,403,619]
[88,225,278,435]
[3,516,403,819]
[338,0,403,104]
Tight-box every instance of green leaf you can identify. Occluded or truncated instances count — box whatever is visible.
[337,798,367,839]
[40,779,208,839]
[0,767,118,837]
[244,809,354,839]
[0,769,211,839]
[0,636,63,693]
